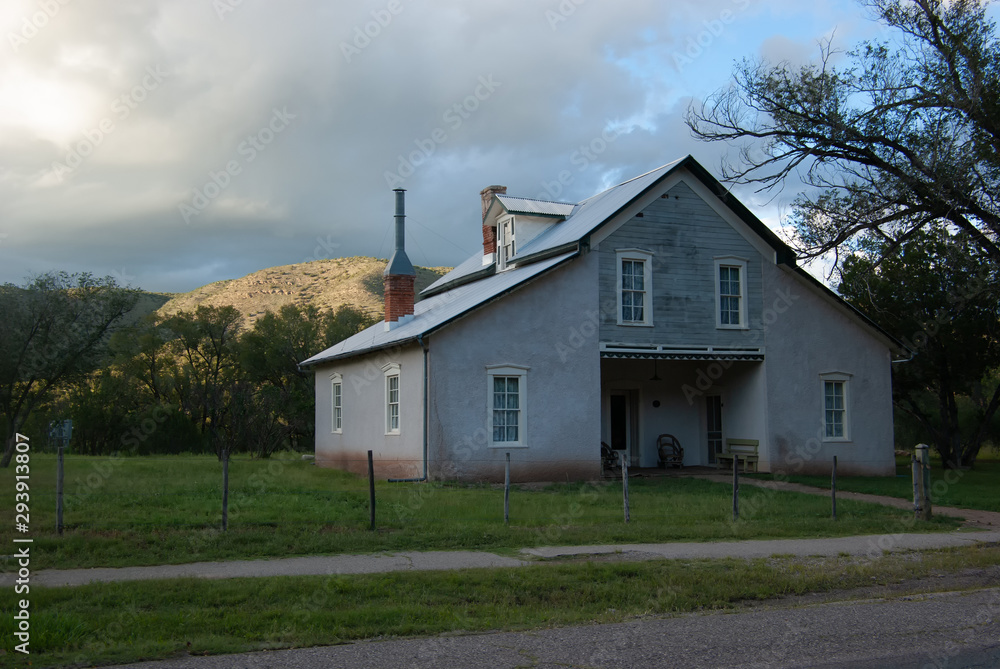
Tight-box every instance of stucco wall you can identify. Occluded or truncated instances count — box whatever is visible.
[313,342,425,479]
[761,264,896,476]
[426,252,601,482]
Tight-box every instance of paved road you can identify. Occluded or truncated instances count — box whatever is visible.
[107,587,1000,669]
[5,531,1000,588]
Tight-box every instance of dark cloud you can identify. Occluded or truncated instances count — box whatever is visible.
[0,0,865,292]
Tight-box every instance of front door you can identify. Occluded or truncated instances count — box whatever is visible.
[610,391,638,466]
[706,395,723,464]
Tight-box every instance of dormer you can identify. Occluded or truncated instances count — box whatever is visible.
[480,191,575,271]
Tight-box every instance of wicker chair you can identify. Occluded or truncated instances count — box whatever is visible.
[601,441,621,473]
[656,434,684,468]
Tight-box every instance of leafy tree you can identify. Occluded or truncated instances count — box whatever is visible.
[109,315,173,402]
[237,304,374,453]
[39,297,375,458]
[839,229,1000,467]
[687,0,1000,268]
[0,272,139,466]
[160,306,243,458]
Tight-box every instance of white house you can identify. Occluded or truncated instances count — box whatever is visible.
[300,156,904,482]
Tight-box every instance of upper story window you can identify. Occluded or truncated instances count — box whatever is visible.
[821,372,852,441]
[714,257,748,329]
[330,373,342,433]
[382,362,400,435]
[616,248,654,327]
[497,215,516,270]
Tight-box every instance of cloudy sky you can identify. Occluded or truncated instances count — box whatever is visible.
[1,0,897,293]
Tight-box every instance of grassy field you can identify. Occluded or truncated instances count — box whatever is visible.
[0,544,998,669]
[754,454,1000,512]
[0,454,957,570]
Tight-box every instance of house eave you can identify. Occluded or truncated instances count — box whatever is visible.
[600,342,765,361]
[299,337,421,368]
[580,155,797,266]
[509,241,580,267]
[420,265,495,298]
[301,251,581,369]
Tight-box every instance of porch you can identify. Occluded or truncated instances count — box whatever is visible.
[599,344,767,470]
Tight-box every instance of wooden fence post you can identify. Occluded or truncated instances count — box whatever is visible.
[504,452,510,525]
[732,453,739,521]
[56,446,64,535]
[831,455,837,521]
[621,451,630,523]
[916,444,932,521]
[222,448,229,531]
[368,450,376,531]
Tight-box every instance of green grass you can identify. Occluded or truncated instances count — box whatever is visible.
[0,454,957,570]
[752,456,1000,512]
[1,544,998,669]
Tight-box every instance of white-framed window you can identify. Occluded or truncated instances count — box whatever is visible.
[497,215,516,270]
[383,363,400,435]
[616,248,653,326]
[714,257,748,329]
[330,373,342,433]
[487,364,529,448]
[820,372,852,441]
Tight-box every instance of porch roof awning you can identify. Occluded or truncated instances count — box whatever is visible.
[600,343,764,361]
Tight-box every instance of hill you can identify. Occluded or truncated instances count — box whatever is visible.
[156,257,450,326]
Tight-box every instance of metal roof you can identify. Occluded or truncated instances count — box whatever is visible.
[301,251,577,366]
[510,159,684,262]
[423,159,685,298]
[421,252,489,294]
[303,155,905,365]
[494,195,576,218]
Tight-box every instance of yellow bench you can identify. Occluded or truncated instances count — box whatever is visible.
[716,439,759,473]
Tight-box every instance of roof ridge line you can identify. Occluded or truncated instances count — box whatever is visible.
[577,158,684,204]
[498,194,575,205]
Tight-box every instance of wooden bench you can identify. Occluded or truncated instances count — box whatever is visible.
[716,439,759,473]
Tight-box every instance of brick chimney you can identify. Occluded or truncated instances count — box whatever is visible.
[383,188,415,329]
[480,185,506,262]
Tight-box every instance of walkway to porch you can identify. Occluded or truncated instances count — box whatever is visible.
[600,464,722,479]
[602,466,999,530]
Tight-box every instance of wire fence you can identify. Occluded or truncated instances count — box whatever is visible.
[1,449,905,540]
